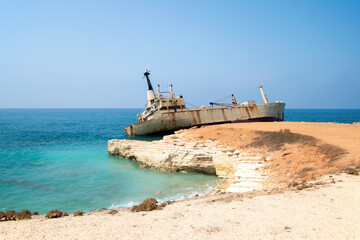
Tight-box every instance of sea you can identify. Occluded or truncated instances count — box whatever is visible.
[0,108,359,214]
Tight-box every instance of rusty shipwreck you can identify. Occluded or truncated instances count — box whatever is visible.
[124,69,285,136]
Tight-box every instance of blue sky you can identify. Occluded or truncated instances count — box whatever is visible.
[1,0,359,108]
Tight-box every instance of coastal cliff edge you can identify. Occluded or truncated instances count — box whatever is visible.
[108,121,360,192]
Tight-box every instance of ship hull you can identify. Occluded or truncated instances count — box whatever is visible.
[125,102,285,136]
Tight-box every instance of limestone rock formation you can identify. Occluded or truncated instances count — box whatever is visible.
[109,132,268,193]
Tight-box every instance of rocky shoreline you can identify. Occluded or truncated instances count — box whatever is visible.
[108,122,360,193]
[108,131,269,192]
[1,122,360,239]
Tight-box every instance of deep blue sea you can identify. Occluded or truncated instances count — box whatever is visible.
[0,108,359,214]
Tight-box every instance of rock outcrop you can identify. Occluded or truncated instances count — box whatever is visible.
[109,132,268,192]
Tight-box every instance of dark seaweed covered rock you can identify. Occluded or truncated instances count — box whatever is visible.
[15,210,32,220]
[74,211,84,216]
[5,210,17,220]
[157,201,173,210]
[46,209,63,219]
[0,211,5,220]
[131,198,158,212]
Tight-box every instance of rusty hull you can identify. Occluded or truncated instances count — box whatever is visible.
[124,102,285,136]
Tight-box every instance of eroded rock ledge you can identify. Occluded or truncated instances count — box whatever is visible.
[108,132,269,192]
[109,122,355,193]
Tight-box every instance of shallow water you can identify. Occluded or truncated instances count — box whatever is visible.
[0,109,218,214]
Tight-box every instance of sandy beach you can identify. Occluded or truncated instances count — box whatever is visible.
[1,173,359,240]
[1,122,360,239]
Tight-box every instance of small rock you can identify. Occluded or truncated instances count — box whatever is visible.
[296,184,307,190]
[131,198,158,212]
[288,181,299,188]
[157,201,173,210]
[0,211,6,220]
[284,225,292,230]
[5,210,17,221]
[15,210,32,220]
[108,210,118,215]
[344,168,359,175]
[157,203,167,210]
[32,212,39,215]
[62,212,69,217]
[74,211,85,216]
[46,209,63,219]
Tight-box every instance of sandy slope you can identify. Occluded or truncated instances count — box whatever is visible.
[181,122,360,188]
[0,173,359,240]
[183,121,360,163]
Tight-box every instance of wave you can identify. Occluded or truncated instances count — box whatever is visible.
[107,184,217,209]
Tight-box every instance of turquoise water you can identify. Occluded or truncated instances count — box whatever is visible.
[285,109,360,123]
[0,109,218,214]
[0,108,359,214]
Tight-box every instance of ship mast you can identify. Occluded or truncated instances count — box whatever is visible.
[144,68,153,91]
[258,85,269,103]
[144,68,156,107]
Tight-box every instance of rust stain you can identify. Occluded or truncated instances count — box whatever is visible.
[209,109,214,121]
[244,107,251,118]
[168,112,176,127]
[249,104,260,117]
[196,111,202,124]
[129,125,134,136]
[248,105,255,113]
[221,109,228,121]
[190,111,198,125]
